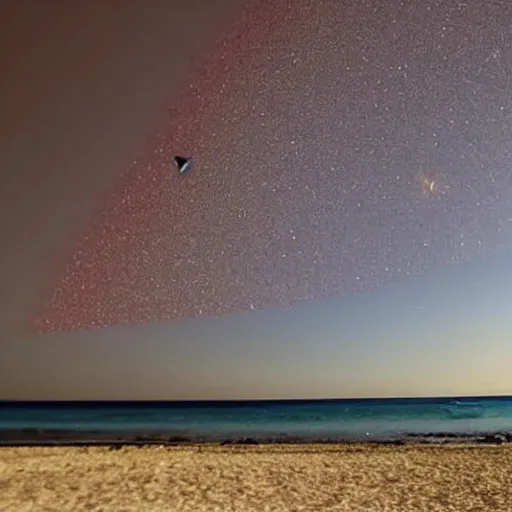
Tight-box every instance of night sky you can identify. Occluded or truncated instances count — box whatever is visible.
[1,1,512,399]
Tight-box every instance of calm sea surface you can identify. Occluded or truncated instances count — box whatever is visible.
[1,397,512,441]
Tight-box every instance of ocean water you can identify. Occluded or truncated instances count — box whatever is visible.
[1,397,512,442]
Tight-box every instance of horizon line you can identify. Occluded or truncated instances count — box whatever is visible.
[1,393,511,405]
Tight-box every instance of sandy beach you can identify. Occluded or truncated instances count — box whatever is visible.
[0,443,511,511]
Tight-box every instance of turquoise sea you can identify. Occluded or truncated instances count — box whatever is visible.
[1,397,512,443]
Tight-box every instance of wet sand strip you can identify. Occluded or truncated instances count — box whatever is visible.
[1,428,511,447]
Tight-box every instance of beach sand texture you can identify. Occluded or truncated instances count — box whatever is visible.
[1,444,511,511]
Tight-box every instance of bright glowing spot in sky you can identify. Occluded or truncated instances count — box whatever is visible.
[419,173,439,195]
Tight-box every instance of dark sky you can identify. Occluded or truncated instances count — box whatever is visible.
[0,0,246,335]
[1,0,512,399]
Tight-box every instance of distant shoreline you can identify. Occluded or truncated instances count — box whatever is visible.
[1,428,511,447]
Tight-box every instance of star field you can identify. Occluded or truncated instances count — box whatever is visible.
[35,0,512,332]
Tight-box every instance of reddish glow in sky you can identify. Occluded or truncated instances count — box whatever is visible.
[35,0,512,333]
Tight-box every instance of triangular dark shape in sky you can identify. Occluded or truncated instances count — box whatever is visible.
[174,156,192,175]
